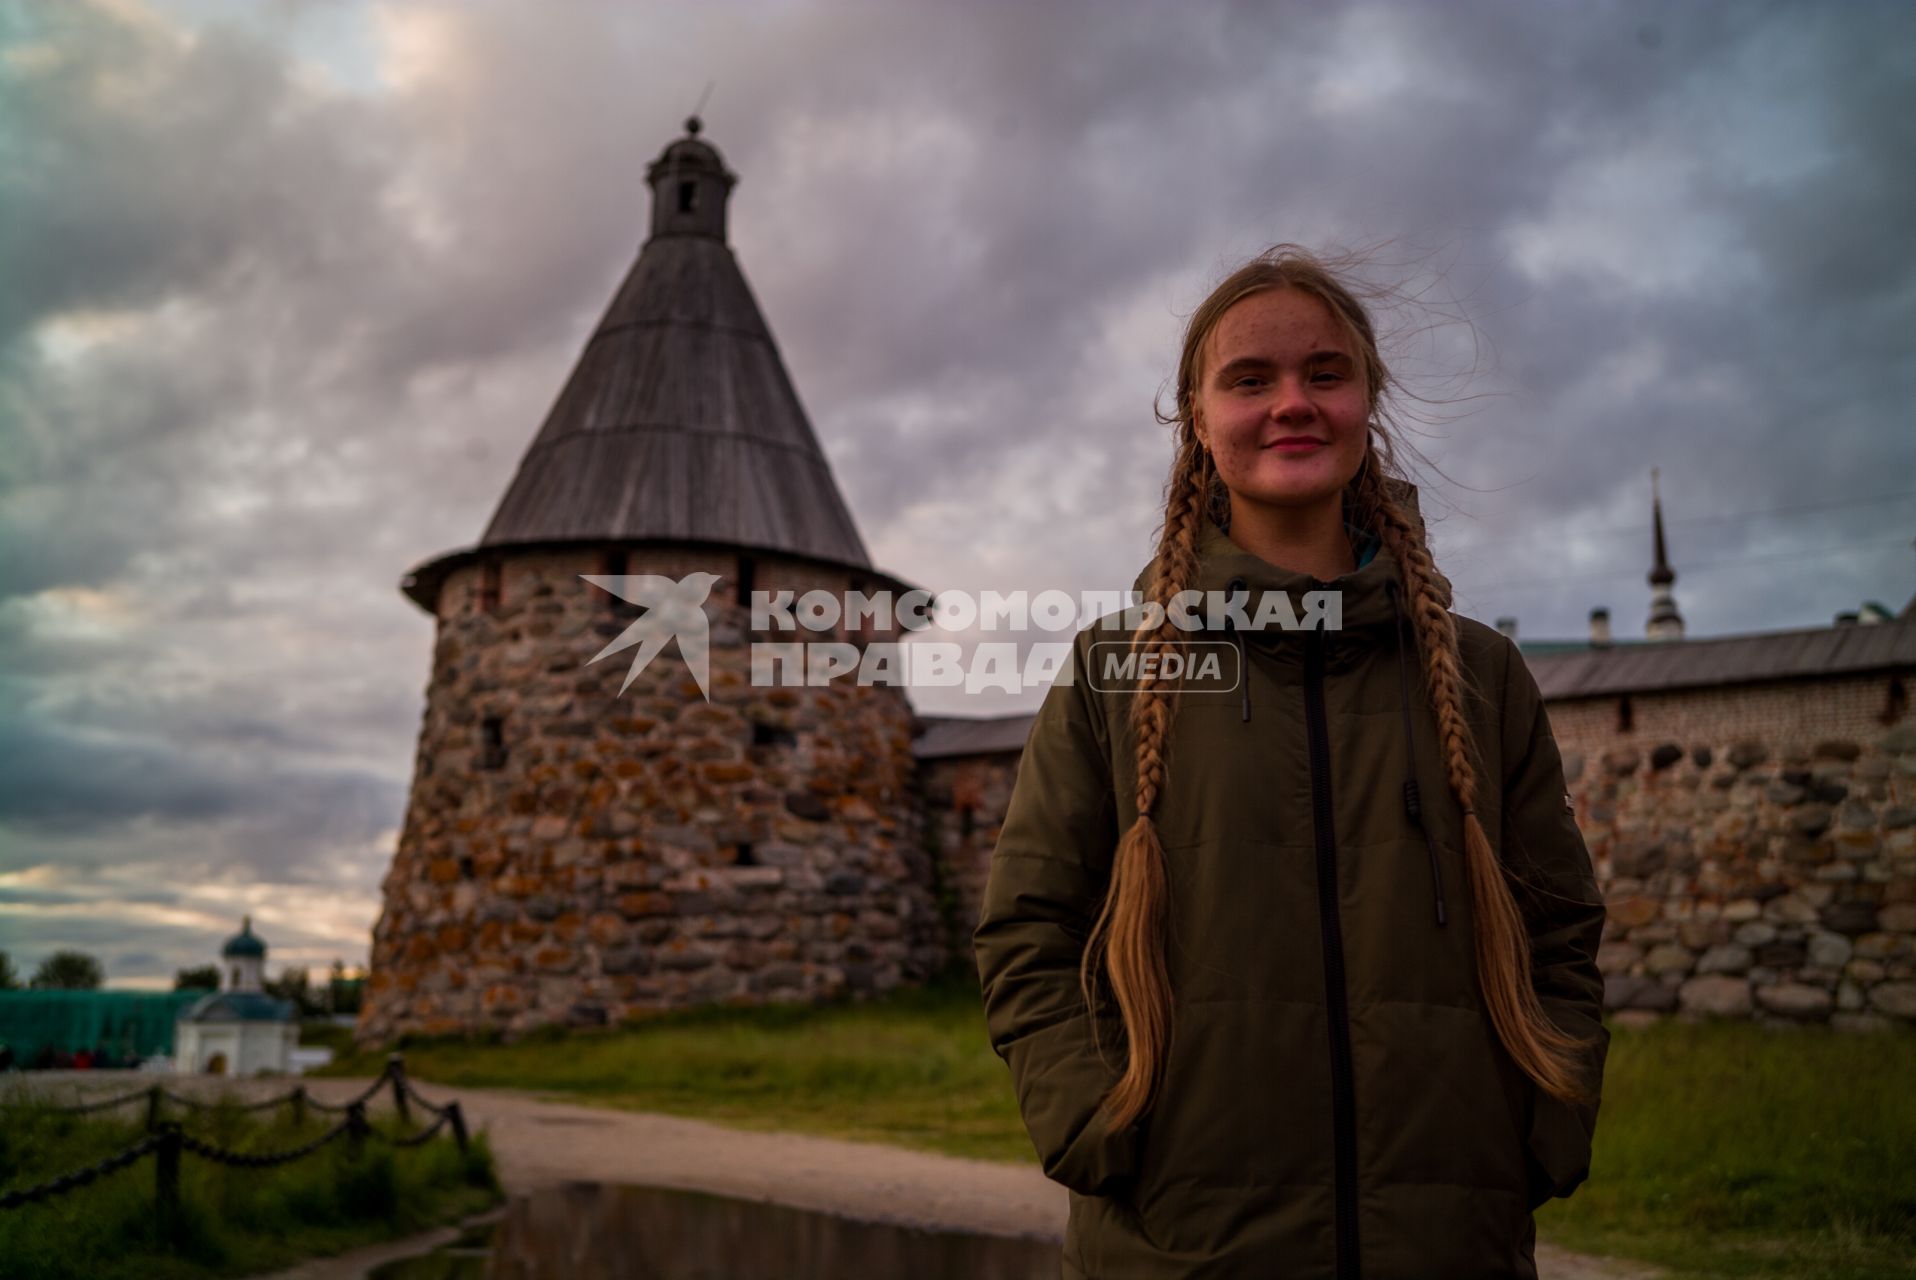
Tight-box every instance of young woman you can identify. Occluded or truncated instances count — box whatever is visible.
[973,246,1609,1279]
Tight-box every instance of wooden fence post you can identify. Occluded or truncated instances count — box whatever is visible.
[387,1052,410,1127]
[446,1101,469,1156]
[154,1122,181,1247]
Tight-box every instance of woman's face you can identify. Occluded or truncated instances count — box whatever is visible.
[1192,288,1370,517]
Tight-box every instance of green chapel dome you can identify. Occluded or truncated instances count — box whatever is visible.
[220,914,266,959]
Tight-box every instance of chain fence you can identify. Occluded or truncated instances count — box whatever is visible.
[0,1053,473,1238]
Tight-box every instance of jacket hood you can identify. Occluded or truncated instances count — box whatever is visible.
[1128,477,1454,641]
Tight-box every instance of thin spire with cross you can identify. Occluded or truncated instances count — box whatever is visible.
[1646,467,1685,639]
[1649,467,1674,588]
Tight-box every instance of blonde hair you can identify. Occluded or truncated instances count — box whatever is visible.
[1079,244,1599,1134]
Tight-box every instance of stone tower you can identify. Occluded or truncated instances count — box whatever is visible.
[357,119,945,1045]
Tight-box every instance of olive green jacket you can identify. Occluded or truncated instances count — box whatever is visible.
[973,497,1609,1279]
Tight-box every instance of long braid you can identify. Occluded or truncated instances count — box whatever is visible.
[1354,452,1598,1106]
[1079,432,1209,1132]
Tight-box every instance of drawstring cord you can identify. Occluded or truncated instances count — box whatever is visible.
[1386,579,1448,928]
[1226,576,1250,722]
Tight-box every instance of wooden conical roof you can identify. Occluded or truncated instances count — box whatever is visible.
[402,118,885,611]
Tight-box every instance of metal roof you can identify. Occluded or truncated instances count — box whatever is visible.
[180,991,295,1024]
[908,617,1916,758]
[913,713,1039,760]
[220,916,265,958]
[1525,615,1916,700]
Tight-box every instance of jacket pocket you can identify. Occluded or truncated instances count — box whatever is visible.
[1522,1143,1554,1212]
[1080,1182,1161,1275]
[1522,1076,1595,1206]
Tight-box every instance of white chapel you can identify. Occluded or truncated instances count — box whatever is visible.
[173,915,297,1076]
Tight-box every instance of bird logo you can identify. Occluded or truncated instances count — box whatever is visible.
[579,571,724,699]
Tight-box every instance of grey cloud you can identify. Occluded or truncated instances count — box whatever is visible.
[0,709,403,860]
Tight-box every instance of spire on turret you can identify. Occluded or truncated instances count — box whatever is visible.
[1649,469,1674,587]
[1646,468,1685,641]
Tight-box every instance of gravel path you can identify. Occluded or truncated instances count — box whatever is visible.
[13,1072,1664,1278]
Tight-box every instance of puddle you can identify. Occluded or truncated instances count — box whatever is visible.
[372,1182,1060,1279]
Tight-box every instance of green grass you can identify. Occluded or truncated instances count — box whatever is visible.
[298,1019,359,1059]
[320,969,1029,1161]
[1537,1017,1916,1279]
[320,974,1916,1279]
[0,1092,501,1280]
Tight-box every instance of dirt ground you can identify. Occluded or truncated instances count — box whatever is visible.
[13,1072,1665,1278]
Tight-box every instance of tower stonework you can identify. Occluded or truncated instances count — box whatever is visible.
[358,121,944,1044]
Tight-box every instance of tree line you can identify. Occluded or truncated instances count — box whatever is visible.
[0,950,364,1015]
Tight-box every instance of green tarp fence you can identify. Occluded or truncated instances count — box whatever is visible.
[0,989,208,1063]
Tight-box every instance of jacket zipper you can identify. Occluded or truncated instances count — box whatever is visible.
[1304,624,1362,1280]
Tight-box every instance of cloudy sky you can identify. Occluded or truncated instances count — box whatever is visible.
[3,0,1912,988]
